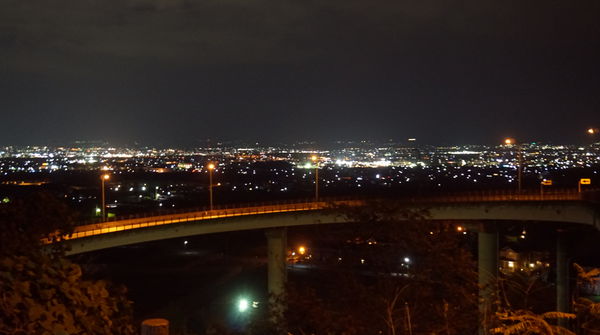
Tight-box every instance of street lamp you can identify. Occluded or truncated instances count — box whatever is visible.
[298,246,306,255]
[504,138,523,193]
[578,178,591,193]
[236,297,259,313]
[238,298,249,313]
[587,128,599,144]
[101,174,110,221]
[311,155,319,201]
[540,179,552,199]
[207,163,215,210]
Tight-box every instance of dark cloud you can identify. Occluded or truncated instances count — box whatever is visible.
[1,0,599,145]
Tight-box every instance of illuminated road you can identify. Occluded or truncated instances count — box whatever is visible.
[55,189,600,255]
[68,191,595,240]
[69,200,337,240]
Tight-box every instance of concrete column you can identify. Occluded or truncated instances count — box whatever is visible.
[556,231,569,316]
[265,228,287,301]
[478,224,498,335]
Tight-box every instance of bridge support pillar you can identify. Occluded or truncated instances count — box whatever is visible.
[478,224,498,335]
[556,230,569,321]
[265,228,287,323]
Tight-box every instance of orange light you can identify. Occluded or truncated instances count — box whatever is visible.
[311,155,318,162]
[298,246,306,255]
[207,163,215,170]
[102,174,110,180]
[504,138,514,145]
[588,128,597,135]
[457,226,464,232]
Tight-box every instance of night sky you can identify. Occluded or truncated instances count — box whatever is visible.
[1,0,599,146]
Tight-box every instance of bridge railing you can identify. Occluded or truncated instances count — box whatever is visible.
[69,200,349,239]
[76,188,599,231]
[80,194,362,226]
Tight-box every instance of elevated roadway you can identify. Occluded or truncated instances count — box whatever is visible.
[58,190,599,321]
[63,191,600,255]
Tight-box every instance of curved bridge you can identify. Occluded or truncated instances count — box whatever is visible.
[64,192,600,255]
[60,190,600,319]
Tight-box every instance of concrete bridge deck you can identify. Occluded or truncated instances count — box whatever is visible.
[61,190,599,254]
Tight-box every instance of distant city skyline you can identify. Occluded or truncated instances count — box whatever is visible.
[1,134,599,148]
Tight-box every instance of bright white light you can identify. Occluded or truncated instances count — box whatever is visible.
[238,298,249,312]
[404,257,410,263]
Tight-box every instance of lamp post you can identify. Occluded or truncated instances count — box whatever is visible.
[207,163,215,210]
[504,138,523,193]
[587,128,599,144]
[540,179,552,199]
[311,155,319,202]
[101,174,110,221]
[578,178,591,193]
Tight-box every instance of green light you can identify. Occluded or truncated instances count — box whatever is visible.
[1,197,9,204]
[238,298,249,312]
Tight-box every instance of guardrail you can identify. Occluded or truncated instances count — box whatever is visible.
[67,188,598,241]
[69,200,353,240]
[87,188,598,224]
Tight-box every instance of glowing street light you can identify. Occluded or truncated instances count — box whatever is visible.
[101,174,110,221]
[298,246,306,255]
[578,178,591,193]
[236,297,259,313]
[311,155,319,201]
[504,138,523,193]
[587,128,599,144]
[238,298,249,312]
[207,163,215,210]
[540,179,552,198]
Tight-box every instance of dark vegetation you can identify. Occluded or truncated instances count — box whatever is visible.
[0,193,135,335]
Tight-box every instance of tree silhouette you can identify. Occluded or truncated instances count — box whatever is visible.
[0,192,136,335]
